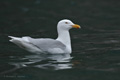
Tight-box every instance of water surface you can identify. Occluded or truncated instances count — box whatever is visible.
[0,0,120,80]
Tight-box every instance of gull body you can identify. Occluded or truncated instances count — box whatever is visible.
[9,19,80,54]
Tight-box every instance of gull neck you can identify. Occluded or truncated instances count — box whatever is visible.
[56,28,72,53]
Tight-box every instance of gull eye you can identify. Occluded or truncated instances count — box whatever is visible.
[65,22,68,24]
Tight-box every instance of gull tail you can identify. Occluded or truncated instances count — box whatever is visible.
[8,36,42,53]
[8,36,21,42]
[8,36,26,49]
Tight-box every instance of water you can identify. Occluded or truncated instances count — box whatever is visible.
[0,0,120,80]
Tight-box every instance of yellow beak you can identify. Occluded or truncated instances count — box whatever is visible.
[72,24,81,29]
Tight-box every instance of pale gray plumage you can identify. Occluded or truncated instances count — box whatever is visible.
[27,37,66,53]
[8,19,80,54]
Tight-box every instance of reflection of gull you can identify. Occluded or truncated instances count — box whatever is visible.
[9,54,73,70]
[8,19,80,54]
[35,62,72,70]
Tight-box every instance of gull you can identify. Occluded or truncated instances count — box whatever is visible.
[8,19,80,54]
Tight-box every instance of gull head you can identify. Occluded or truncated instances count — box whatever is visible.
[57,19,81,30]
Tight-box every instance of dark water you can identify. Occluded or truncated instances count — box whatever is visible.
[0,0,120,80]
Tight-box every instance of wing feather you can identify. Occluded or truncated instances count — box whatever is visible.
[27,37,66,53]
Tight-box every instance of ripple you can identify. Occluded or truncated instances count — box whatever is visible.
[9,54,73,70]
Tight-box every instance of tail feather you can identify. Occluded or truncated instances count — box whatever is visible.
[8,36,26,49]
[8,36,17,39]
[8,36,42,53]
[8,36,21,42]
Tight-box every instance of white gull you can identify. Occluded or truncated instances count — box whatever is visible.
[8,19,80,54]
